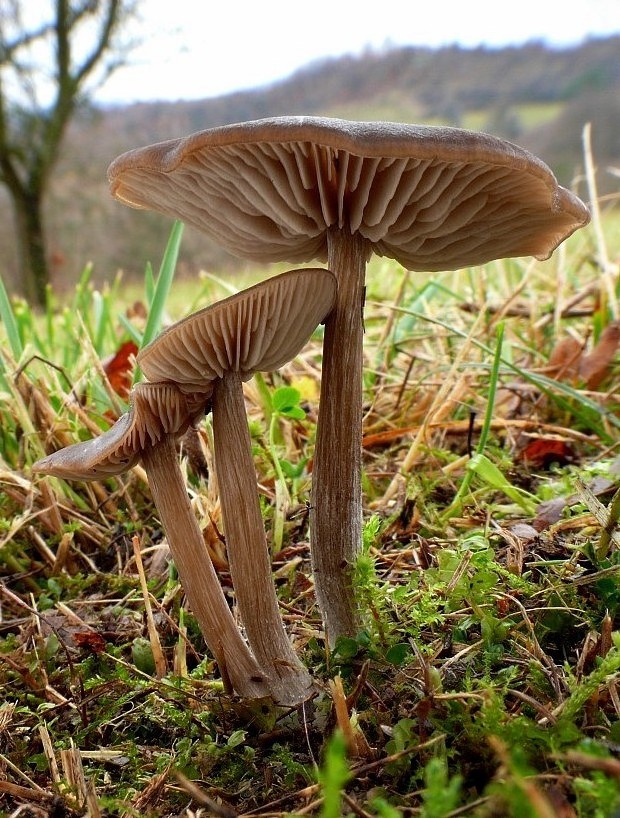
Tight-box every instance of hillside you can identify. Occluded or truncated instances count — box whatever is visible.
[1,36,618,292]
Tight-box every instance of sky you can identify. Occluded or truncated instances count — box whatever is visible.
[95,0,620,105]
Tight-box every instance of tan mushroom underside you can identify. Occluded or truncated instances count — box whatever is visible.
[137,266,337,388]
[109,116,589,271]
[34,383,207,480]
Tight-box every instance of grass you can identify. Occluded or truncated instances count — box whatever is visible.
[1,191,620,816]
[457,102,564,134]
[322,100,566,138]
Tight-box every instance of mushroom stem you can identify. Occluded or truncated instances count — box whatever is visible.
[211,371,314,706]
[141,435,271,700]
[310,228,371,645]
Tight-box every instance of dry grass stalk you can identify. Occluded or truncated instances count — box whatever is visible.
[37,723,62,788]
[382,306,486,502]
[60,743,101,816]
[173,770,237,817]
[328,675,375,760]
[132,534,168,678]
[123,761,177,818]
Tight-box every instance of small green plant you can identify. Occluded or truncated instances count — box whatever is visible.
[317,731,352,818]
[419,757,462,818]
[260,383,310,551]
[442,321,530,518]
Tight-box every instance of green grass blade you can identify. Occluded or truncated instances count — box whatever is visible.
[44,283,55,352]
[443,321,505,518]
[92,287,116,356]
[475,320,504,455]
[317,731,351,818]
[0,274,23,361]
[130,220,184,385]
[70,263,95,317]
[393,305,620,442]
[144,261,155,305]
[140,220,184,351]
[117,312,143,346]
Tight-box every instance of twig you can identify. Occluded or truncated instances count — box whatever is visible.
[0,780,54,803]
[342,791,376,818]
[174,771,238,816]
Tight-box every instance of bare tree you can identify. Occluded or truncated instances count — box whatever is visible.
[0,0,135,305]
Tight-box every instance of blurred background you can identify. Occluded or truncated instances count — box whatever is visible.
[1,0,618,301]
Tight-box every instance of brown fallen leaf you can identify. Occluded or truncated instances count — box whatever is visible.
[329,675,376,760]
[518,437,576,468]
[547,336,582,382]
[545,322,620,390]
[103,340,138,400]
[72,631,107,654]
[579,321,620,389]
[533,497,567,531]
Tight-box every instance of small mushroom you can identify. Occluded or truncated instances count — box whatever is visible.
[33,382,272,701]
[137,267,337,705]
[108,116,591,644]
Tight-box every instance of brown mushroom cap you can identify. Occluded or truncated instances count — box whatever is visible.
[137,266,337,389]
[33,383,208,480]
[108,116,589,272]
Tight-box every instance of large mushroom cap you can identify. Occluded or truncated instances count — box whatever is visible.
[137,266,337,389]
[108,116,590,272]
[33,383,208,480]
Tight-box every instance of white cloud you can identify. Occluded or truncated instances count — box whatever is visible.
[96,0,620,104]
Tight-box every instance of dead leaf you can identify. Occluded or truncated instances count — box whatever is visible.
[547,336,582,382]
[518,437,576,468]
[126,300,147,321]
[73,631,107,654]
[545,323,620,390]
[579,321,620,389]
[103,340,138,400]
[329,675,376,760]
[545,785,578,818]
[204,516,229,571]
[533,498,567,531]
[380,497,419,543]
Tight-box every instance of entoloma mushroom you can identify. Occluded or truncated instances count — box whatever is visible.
[33,381,272,701]
[137,267,336,706]
[108,116,591,645]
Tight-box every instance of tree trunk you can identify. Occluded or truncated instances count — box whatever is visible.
[12,186,49,307]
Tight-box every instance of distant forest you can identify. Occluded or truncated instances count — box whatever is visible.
[2,36,618,292]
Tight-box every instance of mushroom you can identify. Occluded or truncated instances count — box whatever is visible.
[33,381,272,701]
[108,116,591,644]
[137,266,337,705]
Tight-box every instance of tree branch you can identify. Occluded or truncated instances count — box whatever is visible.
[75,0,124,85]
[0,0,136,303]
